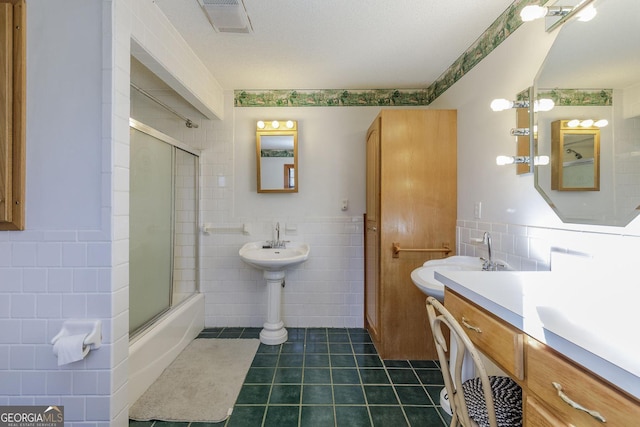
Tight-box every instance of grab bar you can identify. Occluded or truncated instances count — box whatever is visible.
[392,242,451,258]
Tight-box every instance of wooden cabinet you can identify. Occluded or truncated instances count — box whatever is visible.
[364,110,457,359]
[444,288,640,426]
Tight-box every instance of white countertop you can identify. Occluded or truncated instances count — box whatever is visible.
[435,270,640,400]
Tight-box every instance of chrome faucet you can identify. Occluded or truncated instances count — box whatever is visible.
[481,232,496,271]
[268,222,287,248]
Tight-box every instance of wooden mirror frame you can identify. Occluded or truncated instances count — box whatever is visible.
[256,120,298,193]
[0,0,25,230]
[551,120,600,191]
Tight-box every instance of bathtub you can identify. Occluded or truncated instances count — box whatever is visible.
[128,293,205,406]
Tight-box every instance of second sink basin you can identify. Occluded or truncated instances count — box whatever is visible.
[411,256,483,301]
[239,241,310,271]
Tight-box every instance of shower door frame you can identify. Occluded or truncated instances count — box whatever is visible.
[129,118,201,339]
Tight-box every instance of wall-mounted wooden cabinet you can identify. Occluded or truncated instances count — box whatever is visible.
[364,109,457,360]
[0,0,25,230]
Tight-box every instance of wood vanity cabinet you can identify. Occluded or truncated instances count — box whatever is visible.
[444,288,640,426]
[364,109,457,360]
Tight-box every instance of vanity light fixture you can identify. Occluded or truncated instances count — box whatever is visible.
[257,120,266,129]
[520,2,597,25]
[256,120,297,131]
[286,120,294,129]
[271,120,280,129]
[496,155,550,166]
[490,98,554,112]
[566,119,608,128]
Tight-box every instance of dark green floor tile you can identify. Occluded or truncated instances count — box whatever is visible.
[282,341,305,353]
[333,385,366,404]
[394,385,431,405]
[269,384,301,404]
[364,385,399,405]
[368,406,407,426]
[359,368,389,384]
[352,343,378,354]
[128,422,152,427]
[331,368,361,384]
[264,405,299,427]
[335,406,371,427]
[438,406,453,425]
[194,422,226,427]
[278,354,304,367]
[227,406,265,427]
[424,385,443,405]
[384,360,411,368]
[331,354,356,367]
[303,367,331,384]
[245,367,275,383]
[257,343,281,354]
[305,342,329,353]
[236,384,271,404]
[349,334,373,344]
[301,405,335,427]
[240,328,261,339]
[404,405,446,426]
[287,328,306,342]
[252,353,279,367]
[329,342,353,353]
[305,354,330,367]
[387,368,420,384]
[328,333,350,343]
[356,354,383,368]
[415,369,444,385]
[152,421,189,427]
[218,331,243,338]
[302,384,333,404]
[274,367,302,383]
[410,360,438,369]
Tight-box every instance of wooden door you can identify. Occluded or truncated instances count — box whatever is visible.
[364,118,381,342]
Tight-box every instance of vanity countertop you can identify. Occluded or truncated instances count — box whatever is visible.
[435,270,640,400]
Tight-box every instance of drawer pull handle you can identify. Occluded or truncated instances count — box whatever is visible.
[461,317,482,333]
[552,382,606,423]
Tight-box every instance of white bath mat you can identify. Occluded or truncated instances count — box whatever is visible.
[129,338,260,423]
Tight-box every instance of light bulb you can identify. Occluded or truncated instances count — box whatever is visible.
[271,120,280,129]
[490,99,513,112]
[257,120,265,129]
[580,119,594,127]
[534,98,555,112]
[535,156,550,166]
[286,120,294,129]
[496,155,515,166]
[594,119,608,128]
[567,119,580,128]
[577,4,597,21]
[520,5,548,22]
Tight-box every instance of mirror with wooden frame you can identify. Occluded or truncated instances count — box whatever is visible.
[551,120,600,191]
[256,120,298,193]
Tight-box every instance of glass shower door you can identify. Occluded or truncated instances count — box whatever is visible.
[129,128,174,334]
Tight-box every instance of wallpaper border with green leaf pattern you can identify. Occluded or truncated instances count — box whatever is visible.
[234,0,539,107]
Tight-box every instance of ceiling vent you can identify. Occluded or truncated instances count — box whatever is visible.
[199,0,253,34]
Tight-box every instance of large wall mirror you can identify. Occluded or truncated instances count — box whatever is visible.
[256,120,298,193]
[533,0,640,226]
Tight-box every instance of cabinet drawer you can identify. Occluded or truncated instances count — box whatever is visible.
[527,337,640,426]
[445,290,524,380]
[525,395,568,426]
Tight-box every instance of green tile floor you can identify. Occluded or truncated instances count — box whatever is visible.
[129,327,452,427]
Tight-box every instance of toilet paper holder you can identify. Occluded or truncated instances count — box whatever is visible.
[51,319,102,351]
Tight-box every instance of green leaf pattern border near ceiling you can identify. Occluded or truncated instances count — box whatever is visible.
[234,0,543,107]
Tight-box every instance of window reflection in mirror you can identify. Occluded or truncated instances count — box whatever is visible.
[256,120,298,193]
[551,120,600,191]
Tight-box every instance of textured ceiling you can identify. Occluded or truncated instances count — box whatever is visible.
[154,0,516,90]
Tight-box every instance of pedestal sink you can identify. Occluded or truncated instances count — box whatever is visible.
[239,241,310,345]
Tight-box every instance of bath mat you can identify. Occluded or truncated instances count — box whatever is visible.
[129,338,260,423]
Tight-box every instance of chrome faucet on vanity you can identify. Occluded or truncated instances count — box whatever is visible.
[480,232,503,271]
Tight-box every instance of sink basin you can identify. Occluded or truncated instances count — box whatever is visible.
[411,256,483,301]
[239,241,310,271]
